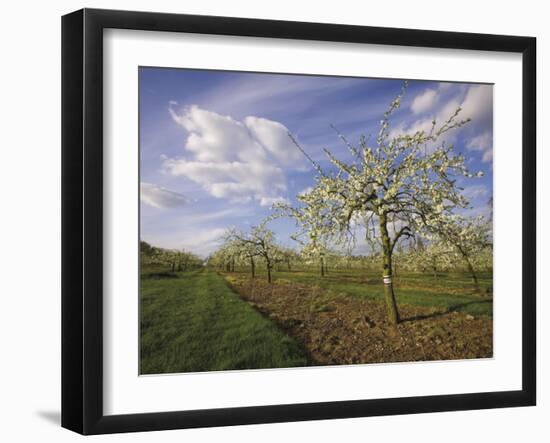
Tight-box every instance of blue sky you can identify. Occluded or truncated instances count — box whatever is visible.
[140,67,493,257]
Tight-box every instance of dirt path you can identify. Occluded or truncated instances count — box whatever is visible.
[224,274,493,366]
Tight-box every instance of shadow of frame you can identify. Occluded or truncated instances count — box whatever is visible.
[36,410,60,426]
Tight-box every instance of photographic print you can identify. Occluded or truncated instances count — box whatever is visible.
[139,68,493,375]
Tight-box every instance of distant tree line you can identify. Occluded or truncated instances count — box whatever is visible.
[140,241,203,272]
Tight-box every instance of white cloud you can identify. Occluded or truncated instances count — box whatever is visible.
[168,105,266,163]
[459,84,493,123]
[140,182,187,208]
[467,131,493,163]
[392,84,493,159]
[410,89,439,114]
[165,105,304,206]
[398,84,492,136]
[163,159,287,205]
[244,116,304,166]
[391,94,460,143]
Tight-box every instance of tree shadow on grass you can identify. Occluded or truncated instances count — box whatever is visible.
[400,298,493,323]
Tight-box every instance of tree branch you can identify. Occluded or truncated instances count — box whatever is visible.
[391,226,413,253]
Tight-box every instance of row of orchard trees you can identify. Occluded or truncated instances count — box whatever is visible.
[140,241,203,272]
[209,225,369,282]
[208,225,295,283]
[208,215,492,286]
[210,82,493,326]
[209,228,332,282]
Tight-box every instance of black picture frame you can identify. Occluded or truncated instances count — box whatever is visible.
[62,8,536,435]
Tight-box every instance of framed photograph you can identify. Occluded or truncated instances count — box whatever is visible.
[62,8,536,435]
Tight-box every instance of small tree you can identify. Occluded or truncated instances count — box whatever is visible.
[226,225,278,283]
[276,83,482,325]
[299,241,332,277]
[234,238,261,278]
[209,241,239,272]
[430,214,492,290]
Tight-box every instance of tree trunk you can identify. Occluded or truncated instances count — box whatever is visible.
[379,214,400,325]
[250,257,255,279]
[266,264,272,284]
[320,257,325,277]
[464,256,480,292]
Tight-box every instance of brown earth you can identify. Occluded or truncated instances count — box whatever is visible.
[223,274,493,366]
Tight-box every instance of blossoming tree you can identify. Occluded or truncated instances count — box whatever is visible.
[429,214,492,290]
[276,84,483,325]
[225,224,279,283]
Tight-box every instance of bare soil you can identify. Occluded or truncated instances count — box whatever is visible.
[224,274,493,366]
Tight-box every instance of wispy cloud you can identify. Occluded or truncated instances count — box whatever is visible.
[196,74,364,118]
[140,182,188,208]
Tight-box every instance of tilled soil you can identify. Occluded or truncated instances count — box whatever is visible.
[224,274,493,366]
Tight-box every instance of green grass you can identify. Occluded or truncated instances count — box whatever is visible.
[140,268,308,374]
[232,267,493,317]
